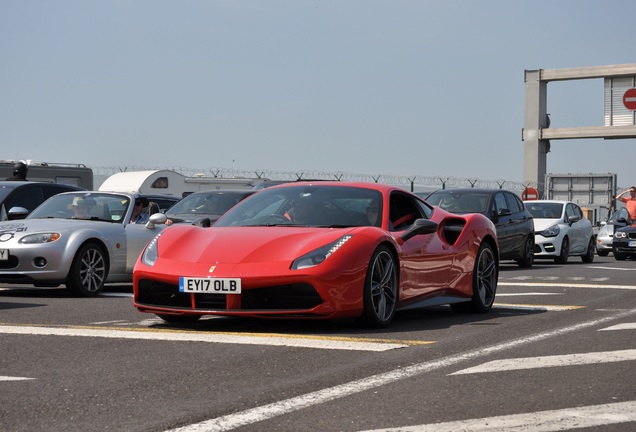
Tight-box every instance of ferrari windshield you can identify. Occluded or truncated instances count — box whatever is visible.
[215,185,383,227]
[28,192,132,223]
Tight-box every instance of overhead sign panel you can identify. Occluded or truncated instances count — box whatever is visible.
[604,77,636,126]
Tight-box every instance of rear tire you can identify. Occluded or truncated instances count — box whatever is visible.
[581,237,595,263]
[516,236,534,268]
[451,242,498,313]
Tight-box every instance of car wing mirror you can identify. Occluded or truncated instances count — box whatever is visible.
[7,206,29,220]
[498,208,511,216]
[145,212,167,229]
[569,215,581,224]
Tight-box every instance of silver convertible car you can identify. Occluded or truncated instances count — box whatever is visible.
[0,191,166,296]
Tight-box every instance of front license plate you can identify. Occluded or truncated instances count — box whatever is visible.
[0,249,8,261]
[629,240,636,248]
[179,277,241,293]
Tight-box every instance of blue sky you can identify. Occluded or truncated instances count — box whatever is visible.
[1,0,635,188]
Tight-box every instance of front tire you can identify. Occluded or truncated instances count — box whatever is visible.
[596,249,609,257]
[614,252,627,261]
[360,245,398,328]
[452,242,498,313]
[66,243,108,297]
[555,237,569,264]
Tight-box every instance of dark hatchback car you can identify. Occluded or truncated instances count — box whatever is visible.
[612,224,636,260]
[0,181,85,221]
[427,188,535,267]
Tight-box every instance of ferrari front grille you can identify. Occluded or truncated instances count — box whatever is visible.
[136,279,322,311]
[241,284,322,310]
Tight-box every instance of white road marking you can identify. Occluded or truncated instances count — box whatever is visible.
[450,349,636,375]
[361,401,636,432]
[599,322,636,331]
[494,303,583,311]
[499,282,636,290]
[588,266,636,271]
[0,325,413,352]
[496,292,562,296]
[164,309,636,432]
[99,292,133,297]
[0,376,34,381]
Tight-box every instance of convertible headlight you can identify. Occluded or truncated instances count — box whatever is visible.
[19,233,61,244]
[141,232,163,266]
[291,235,353,270]
[540,225,560,237]
[614,231,627,239]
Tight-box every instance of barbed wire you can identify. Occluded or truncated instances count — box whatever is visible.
[89,165,534,191]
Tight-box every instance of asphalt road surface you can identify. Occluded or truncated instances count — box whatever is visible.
[1,255,635,432]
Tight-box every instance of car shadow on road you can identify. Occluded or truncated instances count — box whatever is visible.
[145,303,547,338]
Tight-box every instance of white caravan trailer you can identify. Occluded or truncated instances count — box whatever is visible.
[98,170,267,197]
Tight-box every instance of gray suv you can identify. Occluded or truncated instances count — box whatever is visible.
[0,181,85,221]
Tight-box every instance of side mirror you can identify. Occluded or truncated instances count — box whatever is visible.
[145,212,167,229]
[617,217,628,224]
[7,206,29,220]
[194,217,211,228]
[498,208,512,216]
[400,218,438,242]
[569,215,581,224]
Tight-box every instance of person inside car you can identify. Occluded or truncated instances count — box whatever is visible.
[284,198,317,224]
[130,197,150,224]
[68,196,96,219]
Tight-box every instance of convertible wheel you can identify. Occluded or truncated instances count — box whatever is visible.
[581,237,595,263]
[157,314,202,324]
[452,242,498,313]
[516,235,534,268]
[360,245,398,328]
[66,243,108,297]
[555,237,569,264]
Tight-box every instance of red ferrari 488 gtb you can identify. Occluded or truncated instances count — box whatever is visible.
[133,182,499,328]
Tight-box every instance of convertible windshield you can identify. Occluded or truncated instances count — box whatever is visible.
[28,192,132,223]
[214,185,383,228]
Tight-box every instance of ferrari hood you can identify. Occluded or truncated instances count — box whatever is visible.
[160,226,357,264]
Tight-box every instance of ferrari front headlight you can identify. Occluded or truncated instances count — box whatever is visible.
[141,232,162,266]
[540,225,560,237]
[19,233,61,244]
[291,235,353,270]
